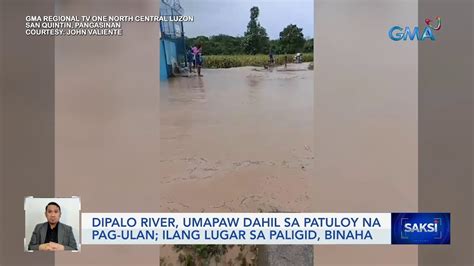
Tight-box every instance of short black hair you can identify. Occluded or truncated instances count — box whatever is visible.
[45,202,61,212]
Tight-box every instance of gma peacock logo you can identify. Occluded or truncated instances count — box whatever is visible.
[389,17,442,41]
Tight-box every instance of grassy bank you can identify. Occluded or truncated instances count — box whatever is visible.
[202,53,313,69]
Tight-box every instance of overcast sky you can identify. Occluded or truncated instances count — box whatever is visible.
[179,0,314,39]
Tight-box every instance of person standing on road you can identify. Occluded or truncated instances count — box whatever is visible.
[194,44,203,77]
[269,49,275,65]
[186,48,194,73]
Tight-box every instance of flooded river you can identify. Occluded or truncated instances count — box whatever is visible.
[160,63,314,213]
[159,63,314,264]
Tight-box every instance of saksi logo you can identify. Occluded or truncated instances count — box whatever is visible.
[401,217,443,240]
[389,17,442,41]
[391,213,450,244]
[403,220,439,233]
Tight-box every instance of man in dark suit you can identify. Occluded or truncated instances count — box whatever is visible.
[28,202,78,251]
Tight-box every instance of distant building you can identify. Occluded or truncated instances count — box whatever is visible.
[160,0,186,80]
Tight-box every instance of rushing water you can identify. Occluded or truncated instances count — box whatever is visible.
[160,64,314,213]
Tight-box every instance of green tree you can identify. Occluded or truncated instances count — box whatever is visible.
[269,39,284,54]
[210,35,244,54]
[279,24,305,54]
[186,35,245,55]
[186,36,210,49]
[242,6,270,54]
[303,38,314,53]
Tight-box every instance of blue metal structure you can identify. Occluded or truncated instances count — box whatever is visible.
[160,0,186,80]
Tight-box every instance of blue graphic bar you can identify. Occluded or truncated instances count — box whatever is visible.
[391,213,450,244]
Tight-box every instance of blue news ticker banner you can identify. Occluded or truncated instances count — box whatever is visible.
[391,213,450,245]
[80,212,451,245]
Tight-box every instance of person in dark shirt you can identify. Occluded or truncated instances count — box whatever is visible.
[28,202,78,251]
[187,48,195,74]
[44,220,59,243]
[269,50,275,65]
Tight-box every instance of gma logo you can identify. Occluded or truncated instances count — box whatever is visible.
[404,222,439,233]
[388,26,436,41]
[389,17,442,41]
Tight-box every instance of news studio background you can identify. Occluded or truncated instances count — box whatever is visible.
[1,0,473,265]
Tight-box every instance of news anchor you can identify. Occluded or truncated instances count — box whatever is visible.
[28,202,78,251]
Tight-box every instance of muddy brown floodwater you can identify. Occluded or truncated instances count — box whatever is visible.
[159,63,314,264]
